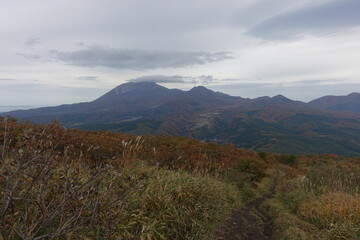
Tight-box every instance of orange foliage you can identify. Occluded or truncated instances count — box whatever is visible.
[298,192,360,229]
[0,117,259,173]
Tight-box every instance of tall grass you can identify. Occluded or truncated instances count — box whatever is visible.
[0,118,247,239]
[114,163,241,240]
[298,192,360,230]
[299,164,360,195]
[278,158,360,239]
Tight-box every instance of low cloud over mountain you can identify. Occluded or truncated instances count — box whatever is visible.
[49,46,233,70]
[128,75,216,85]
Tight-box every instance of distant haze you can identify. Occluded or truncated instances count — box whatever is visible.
[1,0,360,106]
[0,106,42,113]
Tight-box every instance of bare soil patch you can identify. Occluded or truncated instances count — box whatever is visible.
[212,182,276,240]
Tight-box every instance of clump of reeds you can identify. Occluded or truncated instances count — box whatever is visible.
[298,191,360,228]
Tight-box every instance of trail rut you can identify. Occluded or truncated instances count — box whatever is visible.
[212,180,276,240]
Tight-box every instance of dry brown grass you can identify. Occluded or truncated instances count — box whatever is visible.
[0,117,249,239]
[298,192,360,229]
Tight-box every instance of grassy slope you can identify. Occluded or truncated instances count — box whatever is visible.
[1,117,359,239]
[0,118,264,240]
[260,156,360,240]
[78,110,360,156]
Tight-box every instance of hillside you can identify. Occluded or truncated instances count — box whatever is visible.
[0,117,267,239]
[308,92,360,112]
[3,82,360,156]
[1,118,359,240]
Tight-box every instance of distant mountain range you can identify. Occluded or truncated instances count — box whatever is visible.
[3,82,360,156]
[308,92,360,112]
[0,105,40,112]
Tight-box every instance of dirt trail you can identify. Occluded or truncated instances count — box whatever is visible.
[212,180,276,240]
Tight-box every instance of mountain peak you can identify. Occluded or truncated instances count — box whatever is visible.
[271,94,293,103]
[188,86,215,95]
[272,94,286,98]
[93,81,170,103]
[115,81,165,94]
[190,86,212,91]
[347,92,360,98]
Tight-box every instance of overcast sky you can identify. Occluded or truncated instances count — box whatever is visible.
[1,0,360,110]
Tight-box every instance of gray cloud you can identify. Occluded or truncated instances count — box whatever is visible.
[290,79,343,85]
[214,78,345,88]
[0,83,47,91]
[25,38,41,48]
[50,46,233,70]
[197,75,216,85]
[128,75,192,83]
[128,75,217,85]
[248,0,360,40]
[0,78,16,81]
[2,0,360,105]
[77,76,99,81]
[17,53,42,60]
[0,78,39,83]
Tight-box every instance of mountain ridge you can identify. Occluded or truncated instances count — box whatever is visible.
[3,81,360,156]
[308,92,360,112]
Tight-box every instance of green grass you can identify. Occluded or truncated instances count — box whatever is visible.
[109,163,242,240]
[260,197,328,240]
[1,158,242,240]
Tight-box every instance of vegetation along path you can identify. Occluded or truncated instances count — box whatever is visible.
[213,176,277,240]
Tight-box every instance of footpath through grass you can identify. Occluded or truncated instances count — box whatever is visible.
[261,156,360,240]
[212,168,278,240]
[2,118,359,239]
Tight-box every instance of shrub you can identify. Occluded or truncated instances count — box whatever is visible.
[258,152,266,159]
[236,158,266,182]
[280,154,298,166]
